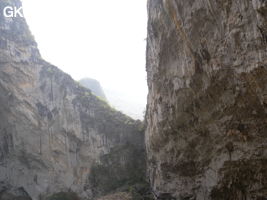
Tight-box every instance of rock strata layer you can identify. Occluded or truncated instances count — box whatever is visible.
[146,0,267,199]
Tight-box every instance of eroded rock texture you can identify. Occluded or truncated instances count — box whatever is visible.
[0,0,145,199]
[146,0,267,199]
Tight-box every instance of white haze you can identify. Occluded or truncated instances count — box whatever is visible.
[21,0,148,119]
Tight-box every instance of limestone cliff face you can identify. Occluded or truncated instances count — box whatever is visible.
[0,0,145,199]
[146,0,267,199]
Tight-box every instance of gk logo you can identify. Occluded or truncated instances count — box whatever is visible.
[3,6,24,18]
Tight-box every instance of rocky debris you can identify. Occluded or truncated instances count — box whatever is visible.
[146,0,267,199]
[129,183,154,200]
[151,191,176,200]
[95,192,132,200]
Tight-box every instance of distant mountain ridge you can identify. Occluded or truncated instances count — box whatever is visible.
[79,78,107,100]
[79,78,145,120]
[104,88,145,120]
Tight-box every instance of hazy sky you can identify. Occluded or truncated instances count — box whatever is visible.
[21,0,148,108]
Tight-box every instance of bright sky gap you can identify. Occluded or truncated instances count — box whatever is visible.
[21,0,148,119]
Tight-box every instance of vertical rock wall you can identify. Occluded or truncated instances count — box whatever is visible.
[146,0,267,199]
[0,0,145,199]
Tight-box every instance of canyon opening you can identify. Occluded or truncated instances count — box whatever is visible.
[0,0,266,200]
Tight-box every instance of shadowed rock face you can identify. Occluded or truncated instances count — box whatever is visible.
[146,0,267,199]
[0,0,145,199]
[0,182,32,200]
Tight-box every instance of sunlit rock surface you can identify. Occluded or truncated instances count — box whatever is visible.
[146,0,267,199]
[0,0,145,199]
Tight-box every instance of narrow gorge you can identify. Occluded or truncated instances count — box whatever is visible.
[0,0,267,200]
